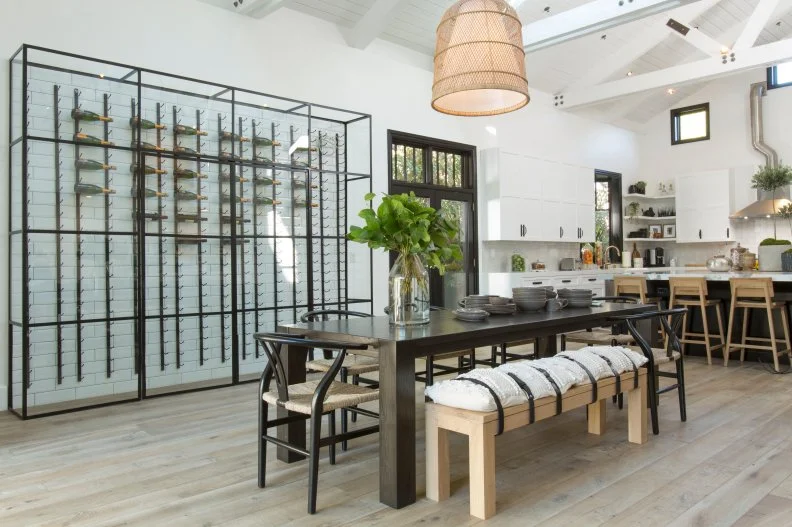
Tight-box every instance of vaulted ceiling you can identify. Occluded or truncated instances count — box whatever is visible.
[198,0,792,128]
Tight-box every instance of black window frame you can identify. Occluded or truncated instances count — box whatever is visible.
[595,170,623,251]
[670,102,710,145]
[767,63,792,90]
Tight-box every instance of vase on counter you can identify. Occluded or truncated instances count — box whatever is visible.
[783,250,792,272]
[511,253,526,272]
[388,253,430,326]
[758,243,789,272]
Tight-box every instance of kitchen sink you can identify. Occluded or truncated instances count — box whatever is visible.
[604,264,622,269]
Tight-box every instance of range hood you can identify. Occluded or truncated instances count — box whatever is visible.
[731,82,790,219]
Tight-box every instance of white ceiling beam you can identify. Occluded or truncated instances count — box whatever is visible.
[522,0,699,53]
[561,36,792,108]
[344,0,403,50]
[246,0,292,19]
[734,0,781,50]
[572,0,723,87]
[666,20,728,55]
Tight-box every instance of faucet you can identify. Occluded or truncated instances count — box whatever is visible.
[605,245,621,266]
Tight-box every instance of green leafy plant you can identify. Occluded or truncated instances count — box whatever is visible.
[626,202,640,218]
[759,238,792,246]
[784,248,792,255]
[347,192,463,275]
[635,181,647,193]
[779,203,792,238]
[752,164,792,238]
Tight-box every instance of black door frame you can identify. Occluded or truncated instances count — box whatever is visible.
[387,130,479,305]
[595,169,623,250]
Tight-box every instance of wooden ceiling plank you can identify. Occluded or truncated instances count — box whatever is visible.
[734,0,782,49]
[344,0,404,49]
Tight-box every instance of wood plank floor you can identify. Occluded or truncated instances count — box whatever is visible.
[3,353,792,526]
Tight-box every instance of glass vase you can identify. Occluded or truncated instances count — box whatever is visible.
[388,253,430,326]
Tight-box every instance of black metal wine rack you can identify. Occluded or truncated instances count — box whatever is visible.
[8,44,373,418]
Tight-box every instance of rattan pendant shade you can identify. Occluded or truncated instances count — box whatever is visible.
[432,0,530,116]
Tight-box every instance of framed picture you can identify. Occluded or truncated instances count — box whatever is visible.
[649,224,663,238]
[664,224,676,238]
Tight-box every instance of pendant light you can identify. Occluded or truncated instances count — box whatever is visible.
[432,0,530,116]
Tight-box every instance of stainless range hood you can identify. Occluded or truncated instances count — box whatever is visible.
[730,82,790,219]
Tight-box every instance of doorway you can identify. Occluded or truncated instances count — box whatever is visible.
[388,131,478,308]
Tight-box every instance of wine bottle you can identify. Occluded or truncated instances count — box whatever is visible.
[143,188,168,198]
[174,168,208,180]
[220,131,250,142]
[253,197,281,206]
[221,194,251,203]
[253,155,273,165]
[632,243,641,266]
[131,164,167,175]
[292,179,318,189]
[129,117,166,130]
[254,176,281,186]
[135,212,168,221]
[175,190,207,200]
[252,136,281,147]
[294,199,319,208]
[75,159,116,171]
[176,213,208,223]
[174,124,208,136]
[221,239,251,245]
[75,183,116,195]
[292,145,317,153]
[221,216,251,224]
[138,141,166,151]
[220,172,249,183]
[72,109,113,122]
[219,151,242,162]
[174,145,200,156]
[74,133,114,146]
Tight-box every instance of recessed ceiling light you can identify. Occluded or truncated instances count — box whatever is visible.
[543,6,550,13]
[626,71,633,77]
[720,46,730,55]
[99,73,104,78]
[601,34,607,40]
[667,88,675,95]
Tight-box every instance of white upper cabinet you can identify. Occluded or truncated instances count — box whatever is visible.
[480,148,594,243]
[676,170,734,243]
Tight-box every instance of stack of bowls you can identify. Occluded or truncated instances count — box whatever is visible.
[558,289,593,308]
[460,295,491,310]
[453,307,490,322]
[512,287,549,312]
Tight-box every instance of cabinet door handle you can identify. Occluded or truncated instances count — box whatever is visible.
[560,226,564,238]
[532,281,542,285]
[580,228,584,239]
[699,229,702,239]
[523,224,526,237]
[562,279,572,283]
[727,227,730,238]
[588,278,596,282]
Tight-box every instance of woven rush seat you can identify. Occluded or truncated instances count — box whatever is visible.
[564,328,635,346]
[672,298,720,307]
[262,380,379,414]
[307,356,379,375]
[629,346,682,365]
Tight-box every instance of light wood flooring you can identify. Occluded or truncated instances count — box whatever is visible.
[3,353,792,526]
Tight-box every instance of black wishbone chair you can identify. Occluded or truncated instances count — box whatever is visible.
[611,308,688,435]
[255,332,380,514]
[301,309,378,451]
[561,296,639,350]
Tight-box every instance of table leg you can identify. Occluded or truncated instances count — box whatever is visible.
[536,335,558,357]
[277,342,307,463]
[379,341,417,508]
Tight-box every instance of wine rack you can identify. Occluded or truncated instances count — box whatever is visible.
[8,45,373,418]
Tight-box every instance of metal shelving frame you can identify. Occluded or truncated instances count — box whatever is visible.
[8,44,373,419]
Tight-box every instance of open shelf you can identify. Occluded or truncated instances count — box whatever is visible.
[626,238,677,242]
[624,194,676,200]
[626,216,676,221]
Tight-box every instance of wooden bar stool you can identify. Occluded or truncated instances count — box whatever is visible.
[724,278,792,372]
[667,277,726,365]
[614,275,661,306]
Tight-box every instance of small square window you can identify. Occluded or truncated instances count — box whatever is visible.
[768,62,792,89]
[670,103,710,145]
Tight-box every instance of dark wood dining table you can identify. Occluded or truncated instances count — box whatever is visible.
[277,302,654,509]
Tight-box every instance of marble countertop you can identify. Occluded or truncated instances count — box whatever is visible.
[490,268,792,281]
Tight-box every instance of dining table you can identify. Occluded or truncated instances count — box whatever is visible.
[277,301,654,509]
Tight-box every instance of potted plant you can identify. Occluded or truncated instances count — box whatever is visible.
[752,164,792,270]
[759,238,792,271]
[347,192,462,326]
[783,248,792,273]
[635,181,647,195]
[626,202,640,218]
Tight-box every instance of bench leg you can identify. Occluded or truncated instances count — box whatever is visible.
[469,427,496,520]
[627,373,648,445]
[587,399,606,435]
[425,417,450,503]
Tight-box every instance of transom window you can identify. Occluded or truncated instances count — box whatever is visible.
[670,103,710,145]
[768,62,792,89]
[391,140,468,189]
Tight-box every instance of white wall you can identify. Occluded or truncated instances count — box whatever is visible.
[636,69,792,264]
[0,0,639,409]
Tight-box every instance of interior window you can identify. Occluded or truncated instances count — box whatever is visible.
[768,62,792,89]
[671,103,710,145]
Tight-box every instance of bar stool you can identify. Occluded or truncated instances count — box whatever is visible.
[724,277,792,372]
[614,275,661,306]
[667,277,726,365]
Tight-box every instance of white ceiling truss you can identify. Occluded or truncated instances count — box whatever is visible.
[198,0,792,125]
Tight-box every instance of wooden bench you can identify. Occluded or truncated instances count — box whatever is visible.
[425,369,648,519]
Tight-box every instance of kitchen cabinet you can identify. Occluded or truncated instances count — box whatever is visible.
[480,149,595,243]
[676,170,735,243]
